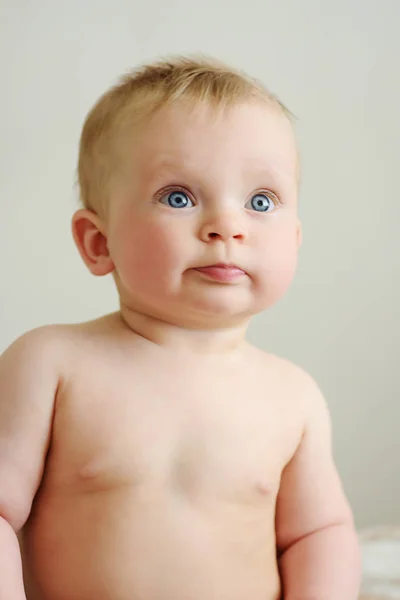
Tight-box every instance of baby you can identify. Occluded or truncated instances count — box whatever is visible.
[0,56,361,599]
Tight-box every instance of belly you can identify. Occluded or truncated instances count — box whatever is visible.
[22,486,281,600]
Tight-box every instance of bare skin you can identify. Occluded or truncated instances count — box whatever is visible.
[15,314,304,600]
[1,100,360,599]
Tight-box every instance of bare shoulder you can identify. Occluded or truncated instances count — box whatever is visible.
[246,343,321,399]
[245,344,329,449]
[1,312,122,374]
[2,324,68,369]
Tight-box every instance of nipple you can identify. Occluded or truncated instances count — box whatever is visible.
[79,457,107,479]
[255,480,272,495]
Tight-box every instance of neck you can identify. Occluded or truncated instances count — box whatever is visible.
[118,303,251,356]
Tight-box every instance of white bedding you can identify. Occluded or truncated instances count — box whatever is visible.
[360,527,400,599]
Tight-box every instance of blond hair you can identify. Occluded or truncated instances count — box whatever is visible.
[77,55,294,214]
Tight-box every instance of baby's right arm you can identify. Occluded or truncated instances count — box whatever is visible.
[0,327,61,599]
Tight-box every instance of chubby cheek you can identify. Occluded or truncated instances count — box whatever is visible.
[255,225,299,306]
[110,217,187,295]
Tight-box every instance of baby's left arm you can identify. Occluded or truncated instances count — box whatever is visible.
[275,373,362,600]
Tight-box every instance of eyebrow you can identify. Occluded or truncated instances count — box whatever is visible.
[146,158,196,178]
[148,158,283,178]
[144,155,296,193]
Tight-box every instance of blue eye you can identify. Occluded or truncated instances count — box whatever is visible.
[247,193,276,213]
[161,190,194,209]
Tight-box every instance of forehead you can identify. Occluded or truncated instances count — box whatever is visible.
[123,101,298,185]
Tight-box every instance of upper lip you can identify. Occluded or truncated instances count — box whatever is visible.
[196,263,244,270]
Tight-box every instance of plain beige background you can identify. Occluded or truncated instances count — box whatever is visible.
[0,0,399,529]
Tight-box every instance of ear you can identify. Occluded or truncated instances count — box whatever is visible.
[71,209,115,276]
[296,218,303,249]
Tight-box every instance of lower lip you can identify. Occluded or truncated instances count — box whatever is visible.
[194,266,246,282]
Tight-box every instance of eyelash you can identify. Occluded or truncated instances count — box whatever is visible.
[154,185,283,207]
[154,185,193,203]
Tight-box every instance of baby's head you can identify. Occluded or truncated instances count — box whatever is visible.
[72,55,302,330]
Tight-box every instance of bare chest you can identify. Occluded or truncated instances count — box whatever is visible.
[45,368,302,504]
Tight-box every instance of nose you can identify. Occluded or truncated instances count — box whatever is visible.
[199,211,246,243]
